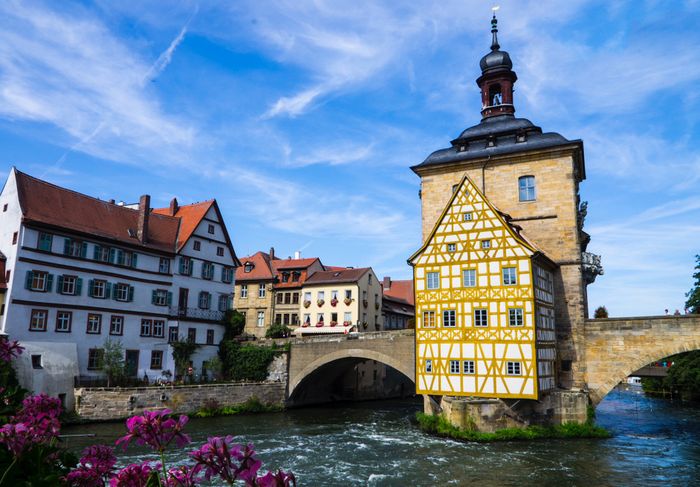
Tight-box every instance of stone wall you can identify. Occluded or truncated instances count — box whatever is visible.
[75,381,286,421]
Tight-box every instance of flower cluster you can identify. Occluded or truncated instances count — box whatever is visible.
[0,393,61,456]
[108,461,159,487]
[116,409,190,452]
[0,338,24,362]
[66,445,117,486]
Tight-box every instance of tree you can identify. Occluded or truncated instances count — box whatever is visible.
[102,338,125,387]
[221,310,246,341]
[265,323,291,338]
[171,338,200,381]
[594,306,609,318]
[662,351,700,401]
[685,254,700,314]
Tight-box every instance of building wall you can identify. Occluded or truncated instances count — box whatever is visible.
[234,280,274,337]
[417,149,586,388]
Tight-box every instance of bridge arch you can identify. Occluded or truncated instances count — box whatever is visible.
[584,315,700,405]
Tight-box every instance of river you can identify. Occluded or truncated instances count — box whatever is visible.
[63,387,700,486]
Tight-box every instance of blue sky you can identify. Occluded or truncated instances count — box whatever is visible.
[1,0,698,317]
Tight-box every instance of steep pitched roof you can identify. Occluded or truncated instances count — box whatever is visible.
[236,251,275,281]
[15,169,179,253]
[304,267,370,285]
[383,279,414,306]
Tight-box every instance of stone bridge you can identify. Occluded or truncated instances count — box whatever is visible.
[286,315,700,407]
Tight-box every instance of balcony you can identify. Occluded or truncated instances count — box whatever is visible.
[169,307,225,323]
[581,252,604,284]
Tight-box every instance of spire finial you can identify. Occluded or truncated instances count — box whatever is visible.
[490,6,500,51]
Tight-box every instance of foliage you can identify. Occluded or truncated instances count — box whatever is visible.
[593,306,609,318]
[222,310,246,341]
[685,254,700,314]
[415,412,610,442]
[204,356,223,381]
[219,343,277,382]
[101,338,125,387]
[194,396,283,418]
[662,351,700,401]
[265,324,292,339]
[171,338,200,379]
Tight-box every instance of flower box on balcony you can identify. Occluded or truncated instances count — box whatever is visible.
[330,298,338,307]
[330,321,338,327]
[315,321,324,327]
[303,300,311,308]
[344,298,352,306]
[317,299,325,307]
[343,321,352,326]
[301,322,310,328]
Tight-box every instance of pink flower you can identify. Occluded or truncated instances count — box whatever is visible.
[0,339,23,362]
[0,422,31,456]
[190,436,261,485]
[0,394,62,457]
[109,461,159,487]
[66,444,117,485]
[116,409,190,453]
[256,470,297,487]
[165,464,203,486]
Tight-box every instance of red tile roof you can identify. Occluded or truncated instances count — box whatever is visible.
[236,251,275,281]
[16,169,179,253]
[383,279,414,305]
[304,267,370,285]
[272,258,320,270]
[153,200,213,251]
[324,265,349,271]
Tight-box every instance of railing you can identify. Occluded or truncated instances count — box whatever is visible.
[169,307,225,322]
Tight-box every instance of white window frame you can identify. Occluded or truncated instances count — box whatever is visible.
[506,361,522,376]
[92,280,106,299]
[110,316,124,335]
[449,360,460,374]
[258,284,266,298]
[56,311,71,332]
[425,359,433,373]
[240,284,248,298]
[61,275,76,295]
[463,212,473,221]
[31,271,48,291]
[423,310,436,328]
[519,176,536,202]
[481,239,491,249]
[152,320,164,338]
[159,258,170,274]
[443,309,456,327]
[426,272,439,290]
[509,308,524,327]
[140,319,152,337]
[447,243,456,252]
[257,311,265,327]
[29,310,48,331]
[503,267,517,286]
[463,360,475,374]
[86,314,101,334]
[463,269,476,288]
[474,309,488,327]
[115,283,130,302]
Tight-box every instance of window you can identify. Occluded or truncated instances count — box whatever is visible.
[519,176,536,202]
[152,320,164,338]
[258,284,266,298]
[193,241,201,251]
[12,232,17,244]
[217,247,224,257]
[506,361,522,375]
[481,240,491,249]
[474,309,488,327]
[291,314,299,325]
[218,294,232,312]
[368,274,372,285]
[463,361,475,374]
[292,271,300,282]
[303,313,311,325]
[447,243,456,252]
[115,283,132,302]
[344,312,352,323]
[152,289,170,306]
[222,267,234,283]
[150,351,163,369]
[188,328,197,343]
[168,326,179,343]
[87,349,104,370]
[114,250,137,268]
[94,245,110,262]
[284,292,291,305]
[55,311,72,332]
[331,312,338,323]
[304,292,311,302]
[318,291,325,301]
[31,355,42,369]
[425,360,433,373]
[26,270,52,292]
[503,267,517,286]
[206,329,215,345]
[240,284,248,298]
[141,319,152,337]
[201,262,214,280]
[64,239,86,258]
[208,224,215,234]
[86,314,102,334]
[281,272,289,283]
[2,204,6,212]
[426,272,439,290]
[244,262,254,273]
[317,313,324,324]
[423,311,436,328]
[292,292,299,304]
[198,292,211,309]
[90,280,109,299]
[443,310,456,327]
[463,212,473,222]
[110,316,124,336]
[450,360,460,374]
[463,269,476,287]
[509,308,524,327]
[159,258,170,274]
[29,309,48,331]
[179,257,193,276]
[257,311,265,327]
[38,232,53,251]
[344,290,352,300]
[59,275,80,295]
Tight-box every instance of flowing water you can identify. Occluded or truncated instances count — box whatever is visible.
[63,387,700,486]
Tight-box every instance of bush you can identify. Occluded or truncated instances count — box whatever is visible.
[594,306,609,318]
[265,324,292,338]
[219,343,278,382]
[222,310,246,340]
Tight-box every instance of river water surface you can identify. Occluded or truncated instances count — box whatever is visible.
[64,387,700,486]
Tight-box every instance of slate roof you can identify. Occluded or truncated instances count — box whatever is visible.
[304,267,370,286]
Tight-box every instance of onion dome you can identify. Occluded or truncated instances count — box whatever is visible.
[479,14,513,73]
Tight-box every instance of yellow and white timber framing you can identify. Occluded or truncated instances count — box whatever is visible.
[409,174,557,400]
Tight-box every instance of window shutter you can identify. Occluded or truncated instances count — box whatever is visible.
[201,264,206,279]
[131,253,138,268]
[57,275,63,293]
[128,286,134,302]
[25,271,33,289]
[167,292,172,306]
[63,238,70,255]
[151,290,157,304]
[93,245,101,260]
[46,274,54,292]
[76,278,83,296]
[220,266,225,281]
[81,242,88,258]
[228,295,233,310]
[116,250,123,265]
[109,248,116,263]
[179,257,185,274]
[105,282,112,299]
[88,279,94,297]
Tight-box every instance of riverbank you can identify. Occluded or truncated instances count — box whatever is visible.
[415,411,610,442]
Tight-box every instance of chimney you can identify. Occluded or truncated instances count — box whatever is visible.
[137,195,150,243]
[169,197,179,216]
[269,247,275,260]
[294,250,301,259]
[383,276,391,290]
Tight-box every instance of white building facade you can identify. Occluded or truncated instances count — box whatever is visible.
[0,168,239,409]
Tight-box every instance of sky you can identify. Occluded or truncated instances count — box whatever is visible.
[0,0,699,317]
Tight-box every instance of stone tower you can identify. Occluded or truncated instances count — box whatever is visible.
[411,14,602,390]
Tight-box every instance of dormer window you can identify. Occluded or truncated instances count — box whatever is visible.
[516,130,527,143]
[281,272,289,283]
[458,144,467,152]
[486,135,496,147]
[244,262,254,273]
